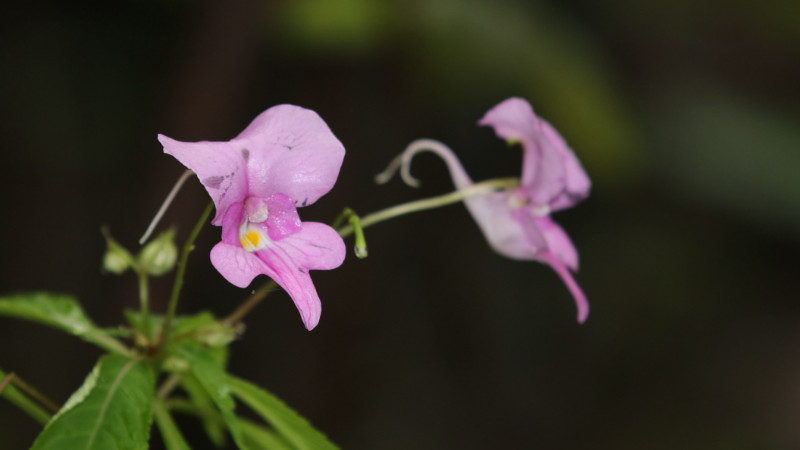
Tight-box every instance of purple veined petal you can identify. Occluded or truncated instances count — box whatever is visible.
[250,229,345,330]
[235,105,346,208]
[534,215,579,271]
[210,240,323,329]
[539,119,591,211]
[540,250,589,323]
[209,242,266,289]
[270,221,346,271]
[159,135,248,226]
[214,200,344,329]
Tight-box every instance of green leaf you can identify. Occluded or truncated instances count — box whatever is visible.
[0,368,52,425]
[178,341,247,449]
[0,293,132,356]
[154,399,192,450]
[180,374,227,447]
[229,376,339,450]
[240,419,293,450]
[31,354,156,450]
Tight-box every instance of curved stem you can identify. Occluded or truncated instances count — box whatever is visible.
[338,177,519,238]
[159,202,214,357]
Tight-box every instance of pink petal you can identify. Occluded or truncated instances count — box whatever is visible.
[235,105,345,208]
[219,202,246,246]
[213,203,345,330]
[209,242,266,289]
[159,135,248,226]
[466,192,538,261]
[479,98,565,205]
[252,224,346,330]
[540,250,589,324]
[263,193,302,241]
[535,216,579,271]
[539,120,591,211]
[269,222,346,271]
[406,141,539,261]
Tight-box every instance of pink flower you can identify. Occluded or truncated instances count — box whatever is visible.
[159,105,346,330]
[402,98,591,322]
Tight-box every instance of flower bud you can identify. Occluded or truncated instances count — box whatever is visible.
[101,227,133,275]
[103,246,131,274]
[138,228,178,276]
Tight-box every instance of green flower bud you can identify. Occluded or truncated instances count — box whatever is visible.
[103,246,131,274]
[138,228,178,276]
[101,226,133,275]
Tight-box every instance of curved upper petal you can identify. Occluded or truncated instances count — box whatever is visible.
[159,135,248,226]
[539,119,591,211]
[234,104,345,208]
[479,97,589,209]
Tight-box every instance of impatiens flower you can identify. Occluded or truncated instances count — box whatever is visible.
[400,98,590,322]
[159,104,346,330]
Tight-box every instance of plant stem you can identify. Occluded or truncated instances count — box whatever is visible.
[159,201,214,357]
[221,281,277,327]
[338,177,519,238]
[0,372,56,425]
[137,270,151,341]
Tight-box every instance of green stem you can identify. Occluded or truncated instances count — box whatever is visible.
[0,372,55,425]
[338,177,519,238]
[221,281,277,327]
[137,270,151,341]
[159,201,214,357]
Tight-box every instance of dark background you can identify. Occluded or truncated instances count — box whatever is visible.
[2,0,799,448]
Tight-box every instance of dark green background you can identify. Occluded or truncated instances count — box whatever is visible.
[2,0,799,448]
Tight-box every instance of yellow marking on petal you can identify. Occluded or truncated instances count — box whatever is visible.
[244,231,260,247]
[240,227,267,252]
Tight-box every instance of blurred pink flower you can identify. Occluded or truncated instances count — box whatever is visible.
[160,104,346,330]
[404,98,591,322]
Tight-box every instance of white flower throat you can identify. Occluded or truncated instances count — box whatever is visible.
[239,198,270,252]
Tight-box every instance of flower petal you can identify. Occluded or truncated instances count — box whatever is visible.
[213,201,344,329]
[209,242,266,288]
[235,104,345,208]
[263,193,303,241]
[534,216,579,271]
[539,119,591,211]
[159,135,248,226]
[269,222,346,271]
[479,98,564,204]
[251,223,346,330]
[478,97,591,210]
[540,250,589,323]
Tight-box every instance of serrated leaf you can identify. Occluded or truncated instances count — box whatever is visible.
[0,293,132,356]
[229,376,339,450]
[178,341,247,449]
[31,354,155,450]
[154,399,192,450]
[240,419,293,450]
